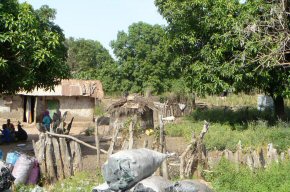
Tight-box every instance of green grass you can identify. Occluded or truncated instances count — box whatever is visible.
[47,171,103,192]
[196,93,290,108]
[205,159,290,192]
[166,118,290,152]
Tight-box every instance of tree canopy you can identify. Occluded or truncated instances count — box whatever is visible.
[0,0,70,93]
[155,0,290,117]
[65,38,119,93]
[111,22,174,93]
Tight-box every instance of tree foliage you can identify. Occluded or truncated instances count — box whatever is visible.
[65,38,119,93]
[155,0,290,117]
[111,22,174,93]
[0,0,70,93]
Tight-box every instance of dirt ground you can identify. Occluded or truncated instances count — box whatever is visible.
[0,125,188,175]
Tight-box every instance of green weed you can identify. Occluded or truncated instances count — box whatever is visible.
[205,159,290,192]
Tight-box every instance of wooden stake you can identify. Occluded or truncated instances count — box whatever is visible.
[45,135,57,183]
[159,115,169,179]
[59,138,72,178]
[108,119,120,157]
[95,117,101,168]
[52,137,64,180]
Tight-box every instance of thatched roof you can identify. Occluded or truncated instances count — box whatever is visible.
[107,95,158,117]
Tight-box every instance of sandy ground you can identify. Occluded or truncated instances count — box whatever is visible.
[0,125,187,175]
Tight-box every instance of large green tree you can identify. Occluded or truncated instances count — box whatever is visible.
[111,22,174,93]
[0,0,70,93]
[65,38,119,92]
[155,0,290,118]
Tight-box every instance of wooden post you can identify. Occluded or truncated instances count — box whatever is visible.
[45,135,57,183]
[70,141,82,173]
[59,138,72,178]
[52,137,64,180]
[32,134,47,178]
[108,119,120,157]
[95,117,101,168]
[159,115,169,179]
[128,115,137,150]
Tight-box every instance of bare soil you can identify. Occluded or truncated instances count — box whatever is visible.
[0,124,188,176]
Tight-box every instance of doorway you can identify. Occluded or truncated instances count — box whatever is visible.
[46,99,60,119]
[23,96,36,123]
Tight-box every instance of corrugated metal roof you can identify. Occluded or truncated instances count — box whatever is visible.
[17,79,104,99]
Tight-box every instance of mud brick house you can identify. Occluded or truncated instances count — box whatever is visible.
[0,80,104,126]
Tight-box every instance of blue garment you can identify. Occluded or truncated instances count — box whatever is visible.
[2,128,13,143]
[42,116,51,131]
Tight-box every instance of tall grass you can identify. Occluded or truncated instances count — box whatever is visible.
[205,159,290,192]
[166,119,290,151]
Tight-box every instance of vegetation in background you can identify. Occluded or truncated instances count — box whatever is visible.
[111,22,175,94]
[166,119,290,152]
[205,159,290,192]
[166,95,290,151]
[155,0,290,118]
[0,0,70,93]
[65,38,120,93]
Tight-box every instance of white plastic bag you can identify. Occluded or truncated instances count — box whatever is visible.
[12,154,34,184]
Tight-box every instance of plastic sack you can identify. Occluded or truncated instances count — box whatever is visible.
[27,159,40,185]
[92,183,113,192]
[0,160,15,191]
[165,180,213,192]
[6,151,20,166]
[12,154,34,184]
[132,176,172,192]
[102,148,168,191]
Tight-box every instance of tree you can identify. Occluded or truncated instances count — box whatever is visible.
[111,22,174,93]
[65,38,119,93]
[0,0,70,93]
[155,0,290,118]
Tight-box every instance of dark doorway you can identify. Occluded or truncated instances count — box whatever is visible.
[23,96,36,123]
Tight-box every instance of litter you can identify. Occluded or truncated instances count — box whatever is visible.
[165,180,213,192]
[132,176,172,192]
[0,160,15,191]
[102,148,168,191]
[12,154,34,184]
[92,183,113,192]
[6,151,20,166]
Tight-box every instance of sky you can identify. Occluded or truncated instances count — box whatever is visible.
[19,0,167,55]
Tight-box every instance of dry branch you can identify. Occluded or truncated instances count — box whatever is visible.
[46,132,108,154]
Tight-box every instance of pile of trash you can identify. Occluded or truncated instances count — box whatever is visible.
[0,151,40,191]
[93,148,212,192]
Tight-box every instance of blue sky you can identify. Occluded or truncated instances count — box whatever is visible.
[19,0,167,54]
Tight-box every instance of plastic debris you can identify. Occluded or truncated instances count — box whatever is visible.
[165,180,213,192]
[102,148,168,191]
[132,176,173,192]
[0,160,15,191]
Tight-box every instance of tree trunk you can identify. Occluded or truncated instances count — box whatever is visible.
[273,95,285,119]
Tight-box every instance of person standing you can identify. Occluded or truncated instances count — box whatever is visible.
[42,111,51,131]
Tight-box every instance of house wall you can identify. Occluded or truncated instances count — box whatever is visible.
[36,96,95,122]
[0,95,23,121]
